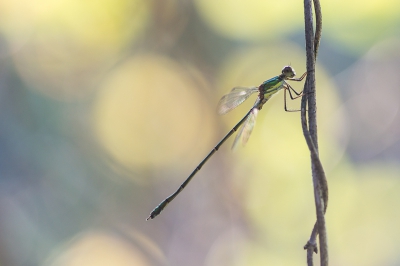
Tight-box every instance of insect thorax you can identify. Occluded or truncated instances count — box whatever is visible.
[259,76,284,98]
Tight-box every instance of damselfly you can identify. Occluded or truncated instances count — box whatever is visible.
[147,66,306,220]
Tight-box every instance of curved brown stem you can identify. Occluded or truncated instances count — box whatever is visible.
[301,0,328,265]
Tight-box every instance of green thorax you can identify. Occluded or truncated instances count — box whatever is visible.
[259,75,285,99]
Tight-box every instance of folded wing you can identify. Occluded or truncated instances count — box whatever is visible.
[231,107,258,150]
[217,86,258,115]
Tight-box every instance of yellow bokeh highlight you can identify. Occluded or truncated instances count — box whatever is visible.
[328,162,400,266]
[1,0,150,100]
[93,54,215,171]
[44,231,150,266]
[324,0,400,52]
[194,0,303,41]
[194,0,400,52]
[0,0,148,51]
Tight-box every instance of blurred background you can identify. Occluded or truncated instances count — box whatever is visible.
[0,0,400,265]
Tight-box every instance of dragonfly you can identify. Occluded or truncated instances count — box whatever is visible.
[147,66,307,221]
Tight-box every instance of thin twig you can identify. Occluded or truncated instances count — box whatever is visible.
[301,0,328,265]
[306,223,319,265]
[313,0,322,58]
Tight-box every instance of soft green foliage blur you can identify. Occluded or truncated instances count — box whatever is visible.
[0,1,399,265]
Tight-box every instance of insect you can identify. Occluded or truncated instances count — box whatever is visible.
[147,66,307,220]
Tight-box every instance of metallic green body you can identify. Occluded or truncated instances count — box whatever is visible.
[259,76,285,100]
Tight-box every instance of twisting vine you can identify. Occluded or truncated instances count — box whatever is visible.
[301,0,328,266]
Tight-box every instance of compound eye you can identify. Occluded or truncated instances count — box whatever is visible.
[282,66,291,74]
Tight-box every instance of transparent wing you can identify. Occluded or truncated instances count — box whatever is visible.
[217,86,258,115]
[241,108,258,146]
[231,108,258,150]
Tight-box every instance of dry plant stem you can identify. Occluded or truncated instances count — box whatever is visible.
[313,0,322,58]
[306,223,319,265]
[302,0,328,265]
